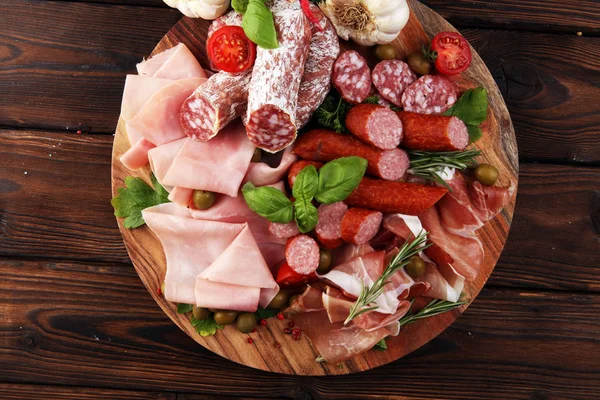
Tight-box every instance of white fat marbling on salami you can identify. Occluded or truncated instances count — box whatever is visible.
[246,8,312,153]
[332,50,371,104]
[401,75,459,115]
[372,60,417,108]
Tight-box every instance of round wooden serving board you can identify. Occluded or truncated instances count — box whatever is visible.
[111,0,519,376]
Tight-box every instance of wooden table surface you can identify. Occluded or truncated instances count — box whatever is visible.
[1,1,599,399]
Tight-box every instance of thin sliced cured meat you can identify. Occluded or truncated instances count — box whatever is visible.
[120,138,156,171]
[437,174,485,236]
[341,208,383,245]
[401,75,460,115]
[372,60,417,107]
[161,120,255,197]
[168,186,194,207]
[296,4,340,127]
[246,9,312,153]
[244,146,298,186]
[293,129,410,181]
[129,77,207,146]
[345,104,403,150]
[315,202,348,249]
[346,177,448,215]
[180,70,252,141]
[469,180,513,223]
[137,43,207,80]
[148,138,187,191]
[285,235,320,275]
[415,257,463,302]
[397,111,469,151]
[332,50,371,104]
[142,203,246,304]
[332,243,375,266]
[195,280,261,312]
[287,160,323,189]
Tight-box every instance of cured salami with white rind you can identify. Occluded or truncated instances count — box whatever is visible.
[332,50,371,104]
[372,60,417,108]
[401,75,460,115]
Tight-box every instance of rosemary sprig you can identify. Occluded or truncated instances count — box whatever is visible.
[399,298,467,326]
[344,231,431,325]
[408,149,481,189]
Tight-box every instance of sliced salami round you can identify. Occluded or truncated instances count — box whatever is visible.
[341,208,383,245]
[315,202,348,249]
[332,50,371,105]
[372,60,417,108]
[345,104,403,150]
[401,75,460,115]
[285,235,320,275]
[269,221,301,240]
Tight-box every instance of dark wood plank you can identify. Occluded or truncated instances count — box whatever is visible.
[0,384,174,400]
[2,259,598,399]
[0,0,179,133]
[2,1,598,163]
[421,0,600,35]
[2,130,599,291]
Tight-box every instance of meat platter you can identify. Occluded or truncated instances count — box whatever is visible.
[111,0,518,375]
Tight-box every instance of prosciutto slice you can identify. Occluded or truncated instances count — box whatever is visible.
[137,43,207,80]
[284,286,398,364]
[161,120,255,197]
[244,146,298,186]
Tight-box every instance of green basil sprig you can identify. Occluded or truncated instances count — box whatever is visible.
[237,0,278,49]
[443,87,488,143]
[242,157,367,234]
[241,183,293,223]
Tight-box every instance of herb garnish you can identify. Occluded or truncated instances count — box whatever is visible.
[111,174,170,229]
[345,231,430,325]
[243,157,367,233]
[191,315,224,337]
[443,87,488,143]
[315,94,352,133]
[373,338,388,351]
[177,303,194,314]
[408,149,481,188]
[399,298,467,326]
[237,0,279,49]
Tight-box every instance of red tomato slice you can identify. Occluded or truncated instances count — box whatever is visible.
[431,32,472,75]
[276,262,318,288]
[207,26,256,73]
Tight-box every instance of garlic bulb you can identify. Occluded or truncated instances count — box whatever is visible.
[319,0,410,46]
[163,0,230,20]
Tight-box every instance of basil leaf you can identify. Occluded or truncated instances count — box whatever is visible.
[443,87,488,126]
[374,338,388,351]
[242,182,293,223]
[315,157,368,204]
[232,0,249,14]
[292,165,318,203]
[467,125,483,143]
[294,201,319,234]
[242,0,278,49]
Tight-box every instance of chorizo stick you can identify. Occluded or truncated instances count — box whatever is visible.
[397,111,469,151]
[346,104,403,150]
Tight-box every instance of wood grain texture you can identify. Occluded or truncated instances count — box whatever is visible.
[109,0,516,375]
[2,1,598,164]
[0,384,175,400]
[2,259,598,399]
[1,129,597,291]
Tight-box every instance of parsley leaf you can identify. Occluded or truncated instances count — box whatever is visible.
[363,96,380,105]
[315,94,352,133]
[111,174,170,229]
[191,315,224,337]
[256,307,279,320]
[373,338,388,351]
[177,303,193,314]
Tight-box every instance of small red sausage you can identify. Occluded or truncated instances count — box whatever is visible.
[293,129,409,181]
[346,104,403,150]
[332,50,371,104]
[285,235,320,275]
[341,208,383,245]
[345,177,448,215]
[287,160,323,189]
[397,111,469,151]
[315,202,348,249]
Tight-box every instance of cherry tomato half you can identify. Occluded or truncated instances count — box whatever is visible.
[207,26,256,73]
[430,32,472,75]
[275,262,318,288]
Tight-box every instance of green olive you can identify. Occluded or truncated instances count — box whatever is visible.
[375,44,398,60]
[406,256,426,278]
[317,249,333,274]
[192,306,211,321]
[267,291,289,310]
[213,310,238,325]
[236,312,258,333]
[407,52,433,76]
[251,148,262,163]
[288,294,300,306]
[192,190,216,210]
[474,164,500,186]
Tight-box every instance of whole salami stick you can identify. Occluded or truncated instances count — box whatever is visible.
[246,9,312,153]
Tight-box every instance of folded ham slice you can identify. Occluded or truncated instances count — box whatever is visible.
[120,138,157,171]
[148,138,187,191]
[137,43,207,80]
[244,146,298,186]
[161,120,255,197]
